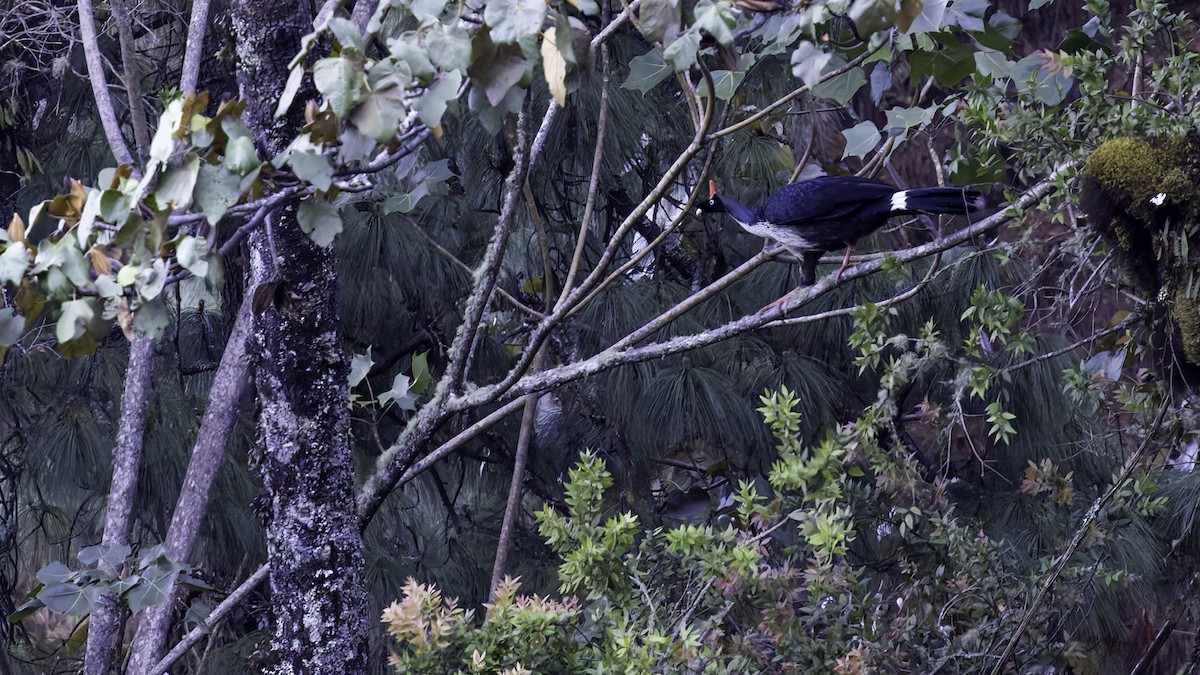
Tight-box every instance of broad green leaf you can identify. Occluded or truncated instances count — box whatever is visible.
[149,98,185,166]
[100,190,136,227]
[409,0,448,20]
[57,298,95,344]
[194,164,244,225]
[484,0,547,44]
[290,149,335,191]
[698,70,745,100]
[410,351,431,393]
[155,154,201,210]
[314,54,367,119]
[126,561,181,614]
[639,0,681,43]
[427,24,472,72]
[176,235,209,278]
[0,242,28,286]
[351,80,408,141]
[906,0,947,33]
[137,259,168,301]
[133,297,171,338]
[909,38,977,86]
[946,0,987,31]
[693,0,735,45]
[974,49,1012,80]
[95,274,123,298]
[566,0,599,15]
[663,27,700,72]
[0,307,24,346]
[813,65,865,105]
[841,121,881,159]
[379,372,418,410]
[224,136,261,176]
[39,583,93,615]
[327,17,365,51]
[349,347,373,387]
[791,42,832,88]
[78,544,131,567]
[1029,0,1054,7]
[275,66,305,119]
[416,70,463,127]
[36,562,73,584]
[468,31,527,106]
[297,201,343,247]
[388,40,437,86]
[541,27,570,105]
[623,49,672,94]
[885,105,934,136]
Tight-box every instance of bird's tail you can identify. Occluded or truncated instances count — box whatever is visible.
[893,187,984,215]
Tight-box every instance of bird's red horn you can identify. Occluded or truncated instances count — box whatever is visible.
[708,180,717,199]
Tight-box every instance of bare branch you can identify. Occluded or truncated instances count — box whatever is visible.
[988,398,1172,675]
[150,565,272,674]
[83,334,155,675]
[109,0,150,161]
[76,0,134,166]
[125,297,255,675]
[179,0,214,95]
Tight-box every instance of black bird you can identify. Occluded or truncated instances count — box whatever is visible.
[699,175,984,287]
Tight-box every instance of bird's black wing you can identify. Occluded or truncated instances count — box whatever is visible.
[761,176,897,227]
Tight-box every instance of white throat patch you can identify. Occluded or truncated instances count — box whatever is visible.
[890,191,908,211]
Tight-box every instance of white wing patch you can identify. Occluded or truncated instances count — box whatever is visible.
[890,191,908,212]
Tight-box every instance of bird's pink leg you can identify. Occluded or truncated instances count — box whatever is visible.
[835,246,854,282]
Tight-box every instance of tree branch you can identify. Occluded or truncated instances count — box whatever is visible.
[83,334,155,675]
[125,295,255,675]
[76,0,135,166]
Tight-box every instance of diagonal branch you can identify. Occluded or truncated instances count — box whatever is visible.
[76,0,134,166]
[124,295,256,675]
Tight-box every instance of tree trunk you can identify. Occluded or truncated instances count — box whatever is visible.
[84,334,156,675]
[232,1,370,671]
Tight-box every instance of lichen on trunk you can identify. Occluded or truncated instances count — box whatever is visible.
[231,0,369,671]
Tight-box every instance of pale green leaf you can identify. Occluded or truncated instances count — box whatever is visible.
[813,65,865,105]
[149,98,185,167]
[663,27,700,72]
[314,54,367,119]
[792,41,832,88]
[0,242,28,286]
[693,0,735,45]
[289,149,335,191]
[176,235,209,278]
[275,66,305,119]
[224,136,261,176]
[155,154,201,210]
[416,70,463,127]
[639,0,681,43]
[350,80,408,141]
[841,121,881,159]
[57,298,95,344]
[297,201,343,247]
[484,0,548,44]
[0,307,25,346]
[350,347,373,387]
[623,49,673,94]
[194,164,244,225]
[426,24,472,72]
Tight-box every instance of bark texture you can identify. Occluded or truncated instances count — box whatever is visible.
[124,299,255,675]
[233,1,370,671]
[84,334,156,675]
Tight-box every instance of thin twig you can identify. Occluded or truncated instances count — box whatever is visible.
[988,398,1173,675]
